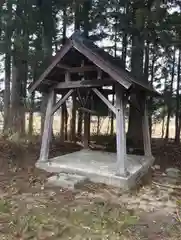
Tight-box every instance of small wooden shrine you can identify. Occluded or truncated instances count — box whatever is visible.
[29,31,157,184]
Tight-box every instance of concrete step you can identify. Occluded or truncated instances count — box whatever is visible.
[47,173,87,190]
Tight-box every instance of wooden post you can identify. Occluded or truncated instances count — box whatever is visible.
[115,85,127,176]
[110,86,115,135]
[60,104,65,140]
[97,116,100,136]
[142,96,152,157]
[39,90,55,162]
[83,112,90,149]
[70,92,76,142]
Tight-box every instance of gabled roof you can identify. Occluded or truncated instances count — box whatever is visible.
[28,31,157,95]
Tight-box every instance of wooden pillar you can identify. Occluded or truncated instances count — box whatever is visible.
[142,96,152,157]
[110,86,115,135]
[115,85,127,176]
[97,115,100,136]
[60,104,65,140]
[70,92,76,142]
[83,112,90,148]
[39,90,54,162]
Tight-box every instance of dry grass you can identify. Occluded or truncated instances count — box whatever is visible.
[23,113,176,138]
[0,138,179,239]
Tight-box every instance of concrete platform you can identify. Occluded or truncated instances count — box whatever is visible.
[36,149,154,189]
[47,173,87,190]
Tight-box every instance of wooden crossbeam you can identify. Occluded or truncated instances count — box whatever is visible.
[92,88,116,114]
[55,88,114,95]
[44,79,59,85]
[78,107,98,115]
[57,64,97,73]
[51,89,74,115]
[56,63,70,70]
[55,79,112,89]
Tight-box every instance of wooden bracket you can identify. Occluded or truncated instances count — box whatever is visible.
[92,88,116,114]
[51,89,74,115]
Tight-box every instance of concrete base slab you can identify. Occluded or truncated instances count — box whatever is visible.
[37,149,154,189]
[47,173,87,190]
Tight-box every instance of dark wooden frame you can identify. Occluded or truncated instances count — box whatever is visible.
[29,31,154,176]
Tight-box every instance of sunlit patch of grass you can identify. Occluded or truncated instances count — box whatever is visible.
[0,199,11,213]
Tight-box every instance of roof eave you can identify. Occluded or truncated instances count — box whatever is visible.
[28,39,73,94]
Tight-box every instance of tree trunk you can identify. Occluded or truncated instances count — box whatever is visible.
[11,61,21,135]
[4,54,11,133]
[74,0,88,139]
[39,0,53,135]
[110,14,118,136]
[149,48,156,134]
[3,0,12,134]
[127,2,145,149]
[127,3,150,150]
[60,5,68,141]
[69,1,83,142]
[74,1,81,30]
[20,5,29,136]
[165,47,176,140]
[127,34,144,149]
[161,115,165,139]
[28,91,35,136]
[175,49,181,143]
[178,115,181,141]
[143,41,151,135]
[121,2,128,69]
[11,4,24,136]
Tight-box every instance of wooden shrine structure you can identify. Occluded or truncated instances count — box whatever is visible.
[29,31,157,178]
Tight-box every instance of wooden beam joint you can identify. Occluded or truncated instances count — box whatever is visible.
[92,88,116,114]
[51,89,74,115]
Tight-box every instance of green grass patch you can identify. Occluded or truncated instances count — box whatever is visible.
[0,199,11,213]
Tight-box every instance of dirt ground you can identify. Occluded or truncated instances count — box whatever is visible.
[0,137,181,239]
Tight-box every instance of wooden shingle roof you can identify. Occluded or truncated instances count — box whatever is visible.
[28,31,158,95]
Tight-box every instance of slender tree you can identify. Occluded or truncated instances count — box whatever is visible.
[175,49,181,142]
[165,47,176,139]
[3,0,12,133]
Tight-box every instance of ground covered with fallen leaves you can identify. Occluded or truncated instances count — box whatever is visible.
[0,137,181,239]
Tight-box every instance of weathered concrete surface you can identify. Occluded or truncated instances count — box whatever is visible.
[47,173,87,190]
[36,149,154,189]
